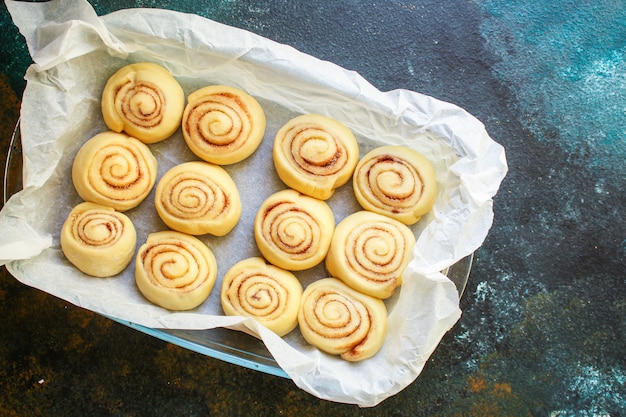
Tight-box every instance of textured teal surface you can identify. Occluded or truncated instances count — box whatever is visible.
[473,1,626,415]
[479,0,626,169]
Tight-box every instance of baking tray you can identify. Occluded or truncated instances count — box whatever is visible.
[3,119,471,378]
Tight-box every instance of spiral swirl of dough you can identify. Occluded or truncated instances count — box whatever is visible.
[182,85,266,165]
[221,257,303,336]
[325,211,416,299]
[298,278,388,362]
[273,114,359,200]
[254,189,334,271]
[135,231,217,311]
[353,146,437,225]
[155,161,242,236]
[101,62,185,143]
[60,202,137,277]
[72,131,158,212]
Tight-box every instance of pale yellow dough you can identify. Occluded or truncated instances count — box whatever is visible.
[273,114,359,200]
[60,202,137,277]
[325,210,416,299]
[135,231,217,311]
[72,131,158,212]
[154,161,242,236]
[101,62,185,144]
[221,257,303,336]
[353,145,437,225]
[298,278,388,362]
[182,85,266,165]
[254,189,335,271]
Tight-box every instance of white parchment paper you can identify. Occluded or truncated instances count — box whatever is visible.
[2,0,507,407]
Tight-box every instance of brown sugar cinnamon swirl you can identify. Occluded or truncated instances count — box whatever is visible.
[154,161,242,236]
[182,85,266,165]
[101,62,185,144]
[221,257,303,336]
[298,278,388,362]
[254,189,335,271]
[71,131,158,212]
[325,211,416,299]
[273,114,359,200]
[60,202,137,277]
[353,146,437,225]
[135,231,217,311]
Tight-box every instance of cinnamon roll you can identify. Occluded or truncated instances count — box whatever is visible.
[72,131,158,212]
[221,257,303,336]
[353,146,437,225]
[60,202,137,277]
[254,189,335,271]
[101,62,185,144]
[154,161,242,236]
[135,231,217,311]
[273,114,359,200]
[298,278,388,362]
[182,85,266,165]
[325,211,416,299]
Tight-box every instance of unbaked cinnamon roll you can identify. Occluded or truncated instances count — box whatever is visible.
[182,85,266,165]
[298,278,388,361]
[101,62,185,143]
[60,202,137,277]
[273,114,359,200]
[71,131,158,212]
[154,161,242,236]
[221,257,303,336]
[325,211,416,299]
[135,231,217,311]
[353,146,437,225]
[254,189,335,271]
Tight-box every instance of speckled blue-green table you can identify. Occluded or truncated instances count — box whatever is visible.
[0,1,624,416]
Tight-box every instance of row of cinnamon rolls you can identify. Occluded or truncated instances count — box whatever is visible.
[60,61,438,362]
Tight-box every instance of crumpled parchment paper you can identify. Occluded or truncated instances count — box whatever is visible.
[2,0,507,407]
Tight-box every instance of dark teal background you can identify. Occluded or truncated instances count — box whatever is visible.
[1,1,624,416]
